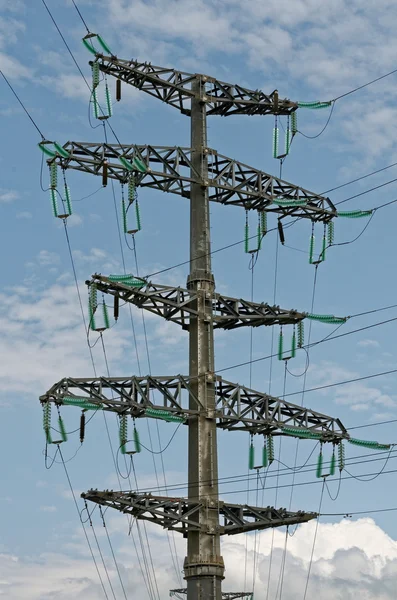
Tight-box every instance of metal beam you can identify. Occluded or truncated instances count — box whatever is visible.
[40,374,349,442]
[92,55,296,117]
[42,141,336,221]
[171,592,253,600]
[88,274,306,330]
[81,489,317,536]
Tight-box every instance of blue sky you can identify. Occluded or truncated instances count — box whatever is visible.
[2,0,397,598]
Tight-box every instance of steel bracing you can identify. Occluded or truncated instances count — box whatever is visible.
[41,141,336,221]
[88,274,306,330]
[40,374,349,441]
[170,592,253,600]
[81,490,317,536]
[91,55,296,117]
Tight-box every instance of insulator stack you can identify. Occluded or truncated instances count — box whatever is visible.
[338,210,373,218]
[133,425,141,453]
[58,416,68,442]
[262,439,268,468]
[64,184,72,216]
[320,233,326,262]
[43,403,52,444]
[291,328,297,358]
[244,212,249,253]
[285,119,291,155]
[50,189,58,218]
[128,177,136,203]
[277,220,285,245]
[121,196,128,234]
[260,211,267,236]
[267,435,274,464]
[327,221,334,245]
[102,301,110,329]
[105,82,112,117]
[102,161,108,187]
[135,200,142,231]
[50,163,58,189]
[89,283,97,331]
[92,88,100,119]
[116,79,121,101]
[309,233,315,264]
[119,415,128,454]
[291,111,298,135]
[257,222,262,251]
[273,125,279,158]
[338,442,345,472]
[278,328,283,360]
[297,320,304,348]
[114,295,119,321]
[249,437,255,470]
[330,448,336,476]
[316,449,323,478]
[80,412,86,444]
[92,62,100,87]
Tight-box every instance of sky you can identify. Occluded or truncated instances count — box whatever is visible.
[1,0,397,598]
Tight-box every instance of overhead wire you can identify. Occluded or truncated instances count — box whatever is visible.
[302,480,325,600]
[0,69,45,138]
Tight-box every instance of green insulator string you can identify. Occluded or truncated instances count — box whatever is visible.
[320,225,327,262]
[338,210,373,218]
[291,327,297,358]
[309,223,315,264]
[105,79,112,118]
[249,436,255,470]
[82,33,112,56]
[50,189,58,218]
[53,143,70,158]
[64,184,72,216]
[273,198,307,208]
[135,198,142,231]
[133,424,141,453]
[348,438,391,450]
[262,437,268,468]
[297,320,304,348]
[257,218,262,251]
[291,111,298,135]
[145,408,185,423]
[306,313,347,324]
[102,301,110,329]
[50,163,57,189]
[297,101,332,109]
[92,61,100,87]
[119,156,133,171]
[316,448,323,478]
[330,447,336,476]
[338,442,345,472]
[267,435,275,464]
[107,274,145,288]
[121,185,128,234]
[244,211,249,253]
[278,327,284,360]
[58,415,68,442]
[128,176,136,203]
[63,396,102,410]
[43,403,52,444]
[89,283,97,331]
[260,210,267,236]
[119,415,128,455]
[97,34,112,54]
[92,87,100,119]
[273,118,279,158]
[39,143,57,158]
[327,220,334,245]
[285,116,291,155]
[283,427,322,440]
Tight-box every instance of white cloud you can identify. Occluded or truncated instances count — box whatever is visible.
[36,250,60,267]
[0,189,19,203]
[358,339,380,349]
[0,52,29,79]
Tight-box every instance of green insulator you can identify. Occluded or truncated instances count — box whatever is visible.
[50,163,58,189]
[257,223,262,250]
[327,221,334,245]
[309,234,315,264]
[338,210,373,218]
[108,273,135,281]
[58,416,67,442]
[43,403,51,430]
[96,35,112,55]
[273,126,279,158]
[133,425,141,453]
[273,198,307,207]
[145,408,185,423]
[92,62,100,87]
[63,396,102,410]
[262,442,268,468]
[316,451,323,478]
[53,142,70,158]
[349,438,390,450]
[132,157,147,173]
[260,211,267,235]
[267,435,274,464]
[320,235,326,262]
[297,101,332,109]
[244,218,249,253]
[297,320,304,348]
[119,156,133,171]
[330,450,336,476]
[249,441,255,470]
[89,283,97,311]
[291,329,296,358]
[285,127,291,155]
[121,197,128,234]
[108,274,145,288]
[50,189,58,218]
[278,329,283,360]
[291,111,298,135]
[128,177,135,202]
[64,185,72,216]
[38,143,56,158]
[135,200,142,231]
[105,83,112,117]
[45,427,53,444]
[82,37,98,55]
[103,302,110,329]
[119,415,128,454]
[307,313,347,324]
[92,88,99,119]
[338,442,345,472]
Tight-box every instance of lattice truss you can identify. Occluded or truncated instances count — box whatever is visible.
[170,592,253,600]
[40,141,336,221]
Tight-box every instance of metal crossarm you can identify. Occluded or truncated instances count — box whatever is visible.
[81,489,317,535]
[93,56,297,117]
[40,375,349,442]
[42,142,336,220]
[171,592,253,600]
[88,274,306,330]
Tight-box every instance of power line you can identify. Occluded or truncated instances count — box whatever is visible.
[332,66,397,102]
[0,70,45,138]
[71,0,90,33]
[322,161,397,195]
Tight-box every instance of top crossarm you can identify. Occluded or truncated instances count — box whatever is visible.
[92,55,297,117]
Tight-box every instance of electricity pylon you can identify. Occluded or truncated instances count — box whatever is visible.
[40,47,357,600]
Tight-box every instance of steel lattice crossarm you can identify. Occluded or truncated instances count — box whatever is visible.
[40,141,336,220]
[91,54,296,117]
[170,591,252,600]
[89,274,306,330]
[81,489,317,536]
[40,374,349,442]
